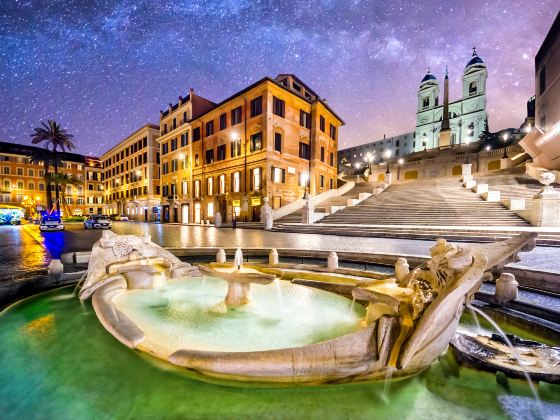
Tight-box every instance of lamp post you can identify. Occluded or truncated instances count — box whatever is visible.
[397,157,404,181]
[502,133,509,158]
[384,150,392,174]
[301,172,309,199]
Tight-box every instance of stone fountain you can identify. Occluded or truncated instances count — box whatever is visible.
[80,230,537,384]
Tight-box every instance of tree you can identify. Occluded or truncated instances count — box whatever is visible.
[47,173,83,217]
[28,148,59,214]
[477,118,496,150]
[30,120,76,215]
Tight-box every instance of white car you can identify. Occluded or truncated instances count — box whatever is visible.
[115,215,129,221]
[84,215,112,229]
[39,215,64,231]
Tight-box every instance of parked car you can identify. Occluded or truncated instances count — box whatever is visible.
[39,215,64,231]
[84,215,112,229]
[114,215,129,221]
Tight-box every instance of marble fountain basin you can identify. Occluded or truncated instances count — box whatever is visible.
[82,231,538,384]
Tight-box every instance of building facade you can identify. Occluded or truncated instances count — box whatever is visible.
[0,142,103,216]
[101,124,162,221]
[338,132,415,169]
[158,74,343,224]
[415,49,488,151]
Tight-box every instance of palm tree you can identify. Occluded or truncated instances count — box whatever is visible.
[30,120,76,214]
[47,173,83,217]
[28,149,59,213]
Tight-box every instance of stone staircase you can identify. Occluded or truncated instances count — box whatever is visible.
[275,178,382,224]
[315,177,530,227]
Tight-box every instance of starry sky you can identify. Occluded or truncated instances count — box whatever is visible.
[0,1,558,156]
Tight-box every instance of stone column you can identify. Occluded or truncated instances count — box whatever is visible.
[395,258,409,283]
[528,173,560,227]
[301,199,315,224]
[495,273,518,304]
[461,163,472,182]
[500,157,511,169]
[327,252,338,271]
[385,172,393,186]
[216,249,226,263]
[269,248,279,266]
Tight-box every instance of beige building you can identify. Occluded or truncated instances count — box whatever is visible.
[521,12,560,169]
[0,141,103,216]
[158,74,343,223]
[101,124,161,221]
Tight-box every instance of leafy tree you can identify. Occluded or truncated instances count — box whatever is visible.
[30,121,76,214]
[47,173,83,217]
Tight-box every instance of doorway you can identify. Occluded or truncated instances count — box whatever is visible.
[181,204,189,224]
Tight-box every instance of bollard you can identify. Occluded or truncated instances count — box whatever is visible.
[216,249,227,264]
[495,273,518,304]
[327,252,338,271]
[48,259,64,281]
[395,258,409,283]
[269,248,279,266]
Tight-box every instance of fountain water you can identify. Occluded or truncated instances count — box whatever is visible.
[467,305,544,418]
[381,366,396,404]
[468,306,482,334]
[273,278,284,309]
[234,248,243,271]
[73,271,88,297]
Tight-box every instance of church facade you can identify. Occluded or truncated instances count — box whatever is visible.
[414,49,488,152]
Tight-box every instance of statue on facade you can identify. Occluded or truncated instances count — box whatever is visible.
[260,197,273,230]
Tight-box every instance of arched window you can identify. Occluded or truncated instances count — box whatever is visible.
[422,97,429,108]
[469,81,477,95]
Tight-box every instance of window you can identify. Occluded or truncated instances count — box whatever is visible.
[180,132,189,147]
[274,132,282,152]
[181,180,188,195]
[207,177,214,195]
[273,96,285,117]
[171,138,177,151]
[217,144,226,161]
[422,97,429,108]
[320,175,325,189]
[172,118,177,130]
[251,167,261,191]
[299,142,310,160]
[330,178,334,189]
[231,140,241,158]
[162,162,169,175]
[193,127,201,142]
[320,115,325,132]
[17,181,24,189]
[194,154,200,167]
[329,124,337,140]
[219,113,227,130]
[250,132,262,152]
[162,142,169,155]
[28,182,34,190]
[207,202,214,218]
[231,106,242,125]
[206,120,214,136]
[17,168,23,176]
[232,172,240,192]
[171,159,178,172]
[39,183,44,191]
[469,81,477,95]
[272,167,285,183]
[205,149,214,164]
[3,167,9,175]
[300,110,311,128]
[320,146,325,162]
[28,169,34,177]
[219,174,226,194]
[539,67,546,94]
[194,180,200,198]
[250,96,263,117]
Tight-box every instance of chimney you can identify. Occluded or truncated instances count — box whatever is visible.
[189,87,195,97]
[383,134,386,139]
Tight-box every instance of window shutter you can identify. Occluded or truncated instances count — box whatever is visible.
[271,166,275,183]
[281,168,286,183]
[250,169,254,191]
[230,174,234,192]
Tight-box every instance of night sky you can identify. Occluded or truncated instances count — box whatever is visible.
[1,1,558,156]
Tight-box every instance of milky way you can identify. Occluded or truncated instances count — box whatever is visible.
[0,0,557,156]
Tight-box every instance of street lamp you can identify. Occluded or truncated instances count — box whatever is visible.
[301,172,309,199]
[365,152,374,172]
[385,150,392,174]
[502,133,509,158]
[525,124,532,133]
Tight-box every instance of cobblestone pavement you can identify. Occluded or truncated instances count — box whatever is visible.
[0,222,558,281]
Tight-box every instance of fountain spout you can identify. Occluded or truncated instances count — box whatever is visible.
[234,248,243,271]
